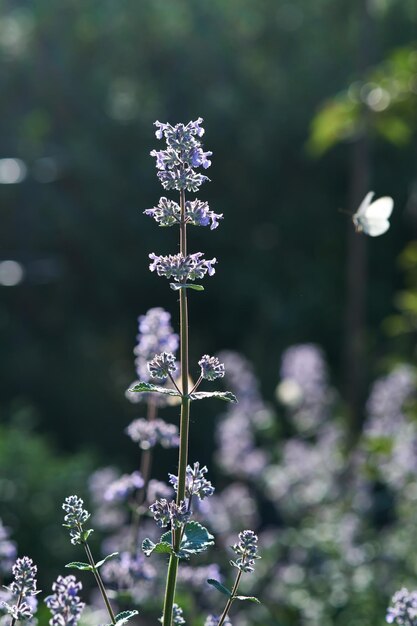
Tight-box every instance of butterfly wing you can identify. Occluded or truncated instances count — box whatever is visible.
[363,196,394,221]
[362,218,390,237]
[355,191,375,217]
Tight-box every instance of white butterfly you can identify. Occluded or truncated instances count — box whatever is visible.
[352,191,394,237]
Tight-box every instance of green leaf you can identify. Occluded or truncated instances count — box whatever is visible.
[234,595,261,604]
[82,528,94,542]
[129,381,181,398]
[189,391,237,403]
[142,537,173,557]
[114,611,139,625]
[65,561,93,571]
[95,552,119,569]
[207,578,232,597]
[170,283,204,291]
[162,521,215,559]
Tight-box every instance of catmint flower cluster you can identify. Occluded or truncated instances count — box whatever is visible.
[101,551,156,589]
[386,588,417,625]
[230,530,260,573]
[1,556,39,621]
[149,252,217,283]
[134,307,179,382]
[198,355,225,381]
[62,496,91,545]
[147,352,177,379]
[205,616,232,626]
[145,197,222,230]
[151,118,211,192]
[276,343,331,432]
[169,462,215,501]
[44,575,84,626]
[149,499,191,529]
[160,603,186,625]
[126,418,179,450]
[103,471,144,503]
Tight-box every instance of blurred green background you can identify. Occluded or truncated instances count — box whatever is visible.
[0,0,416,598]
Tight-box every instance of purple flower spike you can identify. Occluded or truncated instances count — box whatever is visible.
[45,575,84,626]
[151,118,212,192]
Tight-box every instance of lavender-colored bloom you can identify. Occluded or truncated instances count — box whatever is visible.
[178,564,221,590]
[230,530,260,573]
[198,355,225,381]
[146,480,173,504]
[147,352,177,380]
[101,551,156,589]
[216,411,268,479]
[1,600,34,622]
[363,365,416,487]
[277,344,332,432]
[169,462,215,501]
[149,499,190,529]
[45,575,84,626]
[133,307,179,383]
[365,366,415,435]
[151,118,211,192]
[159,603,185,625]
[205,616,232,626]
[1,556,39,622]
[200,483,259,535]
[103,471,144,503]
[217,351,268,419]
[185,200,223,230]
[62,496,91,545]
[144,197,181,227]
[386,588,417,625]
[149,252,217,282]
[149,499,170,528]
[263,424,343,514]
[8,556,38,597]
[145,197,222,230]
[0,519,17,576]
[126,418,179,450]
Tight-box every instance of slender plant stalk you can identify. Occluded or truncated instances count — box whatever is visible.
[217,570,243,626]
[162,188,191,626]
[82,540,116,625]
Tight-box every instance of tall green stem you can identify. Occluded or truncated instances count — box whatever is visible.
[162,188,190,626]
[83,541,116,625]
[217,570,242,626]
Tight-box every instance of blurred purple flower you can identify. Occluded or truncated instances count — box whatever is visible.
[277,344,332,432]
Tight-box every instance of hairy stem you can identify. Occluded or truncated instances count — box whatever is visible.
[83,541,116,625]
[217,570,242,626]
[162,188,190,626]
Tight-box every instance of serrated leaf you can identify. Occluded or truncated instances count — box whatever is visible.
[188,391,237,403]
[65,561,93,571]
[162,521,214,558]
[170,283,204,291]
[95,552,119,569]
[234,595,261,604]
[142,537,173,557]
[207,579,232,597]
[129,382,181,398]
[114,610,139,625]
